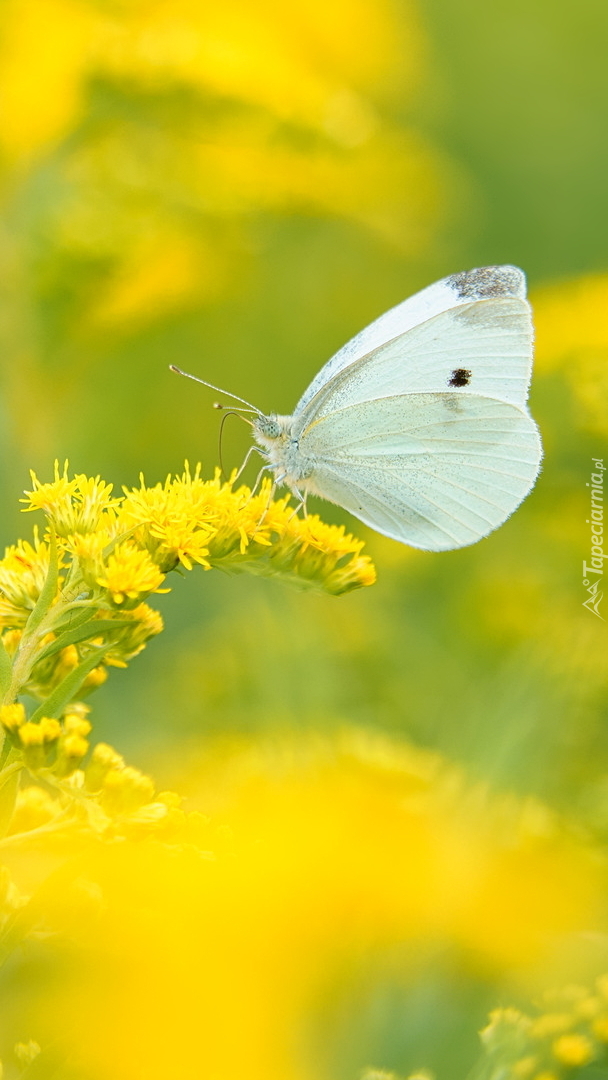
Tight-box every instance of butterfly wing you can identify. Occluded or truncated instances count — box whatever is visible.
[294,293,534,432]
[299,394,541,551]
[294,265,529,415]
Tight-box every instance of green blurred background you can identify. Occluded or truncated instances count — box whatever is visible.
[1,3,607,1073]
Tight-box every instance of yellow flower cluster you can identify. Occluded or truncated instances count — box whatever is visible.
[1,700,91,774]
[0,462,374,890]
[0,463,373,716]
[476,979,608,1079]
[2,708,211,849]
[21,461,375,600]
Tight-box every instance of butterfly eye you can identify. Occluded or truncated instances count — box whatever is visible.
[448,368,471,387]
[257,417,282,439]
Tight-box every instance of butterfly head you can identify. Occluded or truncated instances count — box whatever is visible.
[252,413,293,450]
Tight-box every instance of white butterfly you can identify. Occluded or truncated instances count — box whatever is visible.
[172,265,542,551]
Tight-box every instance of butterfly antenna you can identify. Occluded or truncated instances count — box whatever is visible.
[169,365,260,414]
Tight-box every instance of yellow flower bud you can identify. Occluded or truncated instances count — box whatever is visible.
[551,1033,594,1066]
[9,786,60,834]
[0,629,21,656]
[85,742,125,790]
[17,723,44,752]
[82,665,108,690]
[101,765,155,815]
[17,717,61,768]
[63,714,92,737]
[62,733,89,759]
[39,717,62,742]
[0,702,26,733]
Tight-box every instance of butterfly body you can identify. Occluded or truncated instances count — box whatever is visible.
[253,414,315,491]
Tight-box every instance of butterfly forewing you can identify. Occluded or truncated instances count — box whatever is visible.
[294,265,528,416]
[294,296,533,437]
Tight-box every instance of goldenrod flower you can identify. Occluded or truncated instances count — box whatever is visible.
[107,604,165,668]
[22,465,121,536]
[85,743,126,790]
[65,529,118,588]
[96,542,167,605]
[100,765,156,816]
[472,975,608,1080]
[21,462,78,522]
[551,1032,594,1066]
[16,464,375,619]
[480,1008,531,1049]
[119,465,218,571]
[0,701,26,733]
[62,732,90,763]
[63,711,92,738]
[18,717,62,745]
[0,533,60,627]
[72,475,122,531]
[17,717,62,769]
[82,665,108,691]
[0,628,21,657]
[529,1013,573,1039]
[8,785,62,834]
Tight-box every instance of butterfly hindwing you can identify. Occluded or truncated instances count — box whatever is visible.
[300,393,542,551]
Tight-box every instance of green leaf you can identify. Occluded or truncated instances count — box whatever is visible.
[29,645,112,723]
[0,634,13,702]
[51,605,96,635]
[35,619,133,664]
[22,524,59,640]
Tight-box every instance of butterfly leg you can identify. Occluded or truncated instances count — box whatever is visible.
[253,479,279,533]
[233,444,267,485]
[286,485,308,522]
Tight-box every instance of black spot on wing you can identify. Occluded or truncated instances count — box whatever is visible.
[448,368,472,387]
[448,266,525,300]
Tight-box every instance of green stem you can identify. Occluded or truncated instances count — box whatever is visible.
[1,571,91,708]
[2,595,71,706]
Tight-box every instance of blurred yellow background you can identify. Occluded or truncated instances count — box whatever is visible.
[1,1,608,1078]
